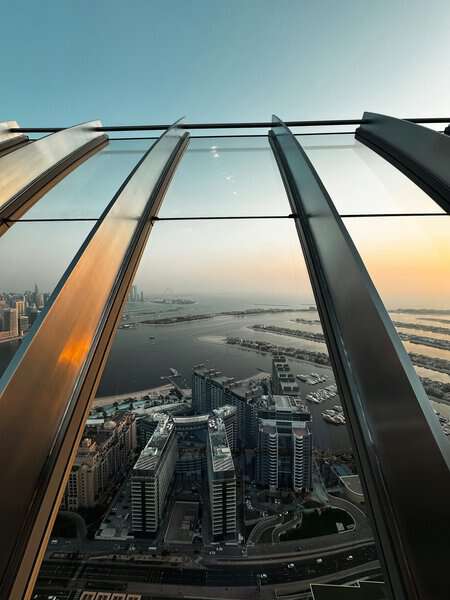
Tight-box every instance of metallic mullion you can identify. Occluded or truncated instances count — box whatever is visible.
[269,115,450,600]
[0,121,108,237]
[0,121,28,153]
[355,112,450,214]
[0,120,189,600]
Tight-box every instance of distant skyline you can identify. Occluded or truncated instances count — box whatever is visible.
[4,209,450,309]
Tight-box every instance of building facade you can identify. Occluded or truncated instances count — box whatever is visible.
[192,364,268,447]
[257,396,312,492]
[131,416,177,534]
[207,416,237,541]
[272,354,300,396]
[61,413,136,511]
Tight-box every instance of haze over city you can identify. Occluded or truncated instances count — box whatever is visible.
[1,2,450,599]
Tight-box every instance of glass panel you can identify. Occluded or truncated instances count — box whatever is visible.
[299,133,445,215]
[345,215,450,439]
[33,216,381,598]
[19,139,153,220]
[158,136,292,217]
[0,221,92,376]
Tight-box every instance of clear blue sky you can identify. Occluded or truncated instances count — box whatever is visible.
[2,0,450,126]
[2,0,450,308]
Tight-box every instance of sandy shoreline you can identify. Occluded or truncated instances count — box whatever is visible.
[94,383,175,408]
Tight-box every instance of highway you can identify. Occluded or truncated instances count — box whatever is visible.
[34,542,378,599]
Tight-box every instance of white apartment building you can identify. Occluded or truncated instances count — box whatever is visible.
[131,416,177,534]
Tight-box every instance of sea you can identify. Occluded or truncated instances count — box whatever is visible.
[1,294,450,453]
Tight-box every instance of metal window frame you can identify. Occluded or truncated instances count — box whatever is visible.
[8,115,450,133]
[0,121,28,154]
[355,112,450,214]
[0,121,108,236]
[269,115,450,600]
[0,120,189,600]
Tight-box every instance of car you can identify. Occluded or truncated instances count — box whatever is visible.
[296,545,303,551]
[50,539,58,545]
[346,554,354,561]
[287,563,295,569]
[260,573,268,579]
[316,558,323,564]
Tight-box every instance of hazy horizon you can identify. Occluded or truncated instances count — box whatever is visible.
[1,1,450,310]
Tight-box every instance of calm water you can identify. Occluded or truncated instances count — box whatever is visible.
[1,297,450,453]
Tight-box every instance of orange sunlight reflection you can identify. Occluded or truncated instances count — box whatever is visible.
[57,334,93,368]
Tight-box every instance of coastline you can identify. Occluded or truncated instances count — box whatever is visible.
[94,383,175,408]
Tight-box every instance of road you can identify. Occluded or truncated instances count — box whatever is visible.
[35,541,378,600]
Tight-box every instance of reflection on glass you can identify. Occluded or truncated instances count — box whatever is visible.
[345,215,450,437]
[32,218,380,598]
[159,137,292,217]
[300,133,444,215]
[20,139,154,219]
[0,222,92,377]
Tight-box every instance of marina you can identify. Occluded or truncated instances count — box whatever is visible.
[1,298,450,452]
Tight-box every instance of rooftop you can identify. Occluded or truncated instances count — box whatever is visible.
[193,364,269,401]
[208,417,235,475]
[133,415,174,473]
[273,395,307,411]
[213,405,237,419]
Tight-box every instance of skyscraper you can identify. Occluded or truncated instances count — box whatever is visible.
[131,416,177,535]
[192,365,267,446]
[14,299,25,317]
[257,396,312,492]
[271,354,299,395]
[0,307,18,339]
[207,416,237,541]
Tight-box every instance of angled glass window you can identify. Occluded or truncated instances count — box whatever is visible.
[31,142,382,598]
[158,136,292,217]
[0,140,154,376]
[0,221,93,376]
[300,133,445,215]
[345,214,450,438]
[18,139,154,220]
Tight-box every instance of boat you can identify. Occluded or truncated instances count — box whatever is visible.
[322,410,341,424]
[321,412,337,424]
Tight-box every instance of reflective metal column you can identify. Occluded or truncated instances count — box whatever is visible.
[0,120,189,600]
[0,121,28,154]
[0,120,107,235]
[356,112,450,213]
[269,115,450,600]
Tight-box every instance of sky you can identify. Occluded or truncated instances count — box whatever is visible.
[1,0,450,307]
[2,0,450,126]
